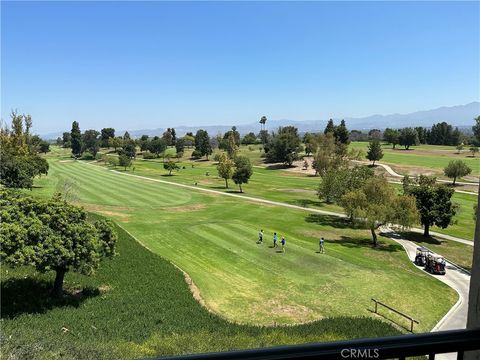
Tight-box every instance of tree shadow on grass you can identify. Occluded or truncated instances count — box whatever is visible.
[264,163,292,170]
[305,214,354,229]
[328,236,402,253]
[1,278,100,319]
[395,231,443,245]
[290,199,324,208]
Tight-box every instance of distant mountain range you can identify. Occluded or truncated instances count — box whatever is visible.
[42,102,479,139]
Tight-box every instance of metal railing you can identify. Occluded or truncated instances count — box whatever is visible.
[371,298,419,332]
[158,328,480,360]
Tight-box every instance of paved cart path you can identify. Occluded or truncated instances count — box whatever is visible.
[380,227,471,360]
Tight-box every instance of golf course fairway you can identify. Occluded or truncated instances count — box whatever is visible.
[33,157,457,331]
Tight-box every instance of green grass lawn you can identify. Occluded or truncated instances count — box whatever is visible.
[25,156,456,333]
[349,142,480,176]
[2,220,406,360]
[100,151,476,241]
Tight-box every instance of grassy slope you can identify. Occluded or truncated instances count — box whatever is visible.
[29,156,455,331]
[349,142,480,176]
[2,222,404,360]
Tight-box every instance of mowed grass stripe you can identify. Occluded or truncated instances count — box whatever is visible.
[72,162,192,206]
[53,161,192,207]
[40,155,457,329]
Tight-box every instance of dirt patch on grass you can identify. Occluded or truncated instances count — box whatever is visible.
[167,204,206,212]
[82,204,132,222]
[98,284,113,293]
[58,160,74,163]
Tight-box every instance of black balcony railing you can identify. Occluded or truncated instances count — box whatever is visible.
[158,328,480,360]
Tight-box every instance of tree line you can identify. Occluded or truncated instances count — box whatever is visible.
[1,111,117,299]
[0,111,50,189]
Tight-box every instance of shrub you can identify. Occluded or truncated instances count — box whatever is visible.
[191,149,202,159]
[80,152,95,160]
[212,152,223,162]
[143,151,156,159]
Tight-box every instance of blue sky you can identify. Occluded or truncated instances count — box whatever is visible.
[1,1,479,134]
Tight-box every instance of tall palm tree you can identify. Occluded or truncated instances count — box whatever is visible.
[259,116,267,131]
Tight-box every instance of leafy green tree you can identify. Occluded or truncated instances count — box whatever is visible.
[303,133,318,156]
[82,129,100,156]
[0,191,117,297]
[162,128,173,146]
[100,128,115,147]
[56,137,63,146]
[118,153,132,170]
[107,155,119,167]
[264,126,301,166]
[415,127,428,144]
[216,153,234,188]
[473,116,480,144]
[123,131,131,140]
[456,143,464,154]
[428,122,462,146]
[109,136,123,151]
[0,112,49,189]
[70,121,82,156]
[175,138,185,154]
[148,137,167,158]
[383,128,400,149]
[0,152,48,189]
[404,175,457,237]
[62,132,72,148]
[232,155,253,193]
[241,132,257,145]
[226,132,238,158]
[258,130,270,145]
[164,160,180,175]
[399,128,419,150]
[182,134,195,148]
[366,139,383,165]
[444,160,472,185]
[319,166,374,204]
[122,139,137,158]
[470,145,479,157]
[194,129,213,160]
[139,135,150,151]
[39,141,50,154]
[324,119,335,134]
[334,119,350,144]
[312,133,345,176]
[341,177,418,246]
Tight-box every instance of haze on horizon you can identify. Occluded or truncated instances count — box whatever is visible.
[1,1,479,134]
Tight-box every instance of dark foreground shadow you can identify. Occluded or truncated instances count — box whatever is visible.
[1,278,100,319]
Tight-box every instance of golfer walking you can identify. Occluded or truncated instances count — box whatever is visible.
[319,237,325,254]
